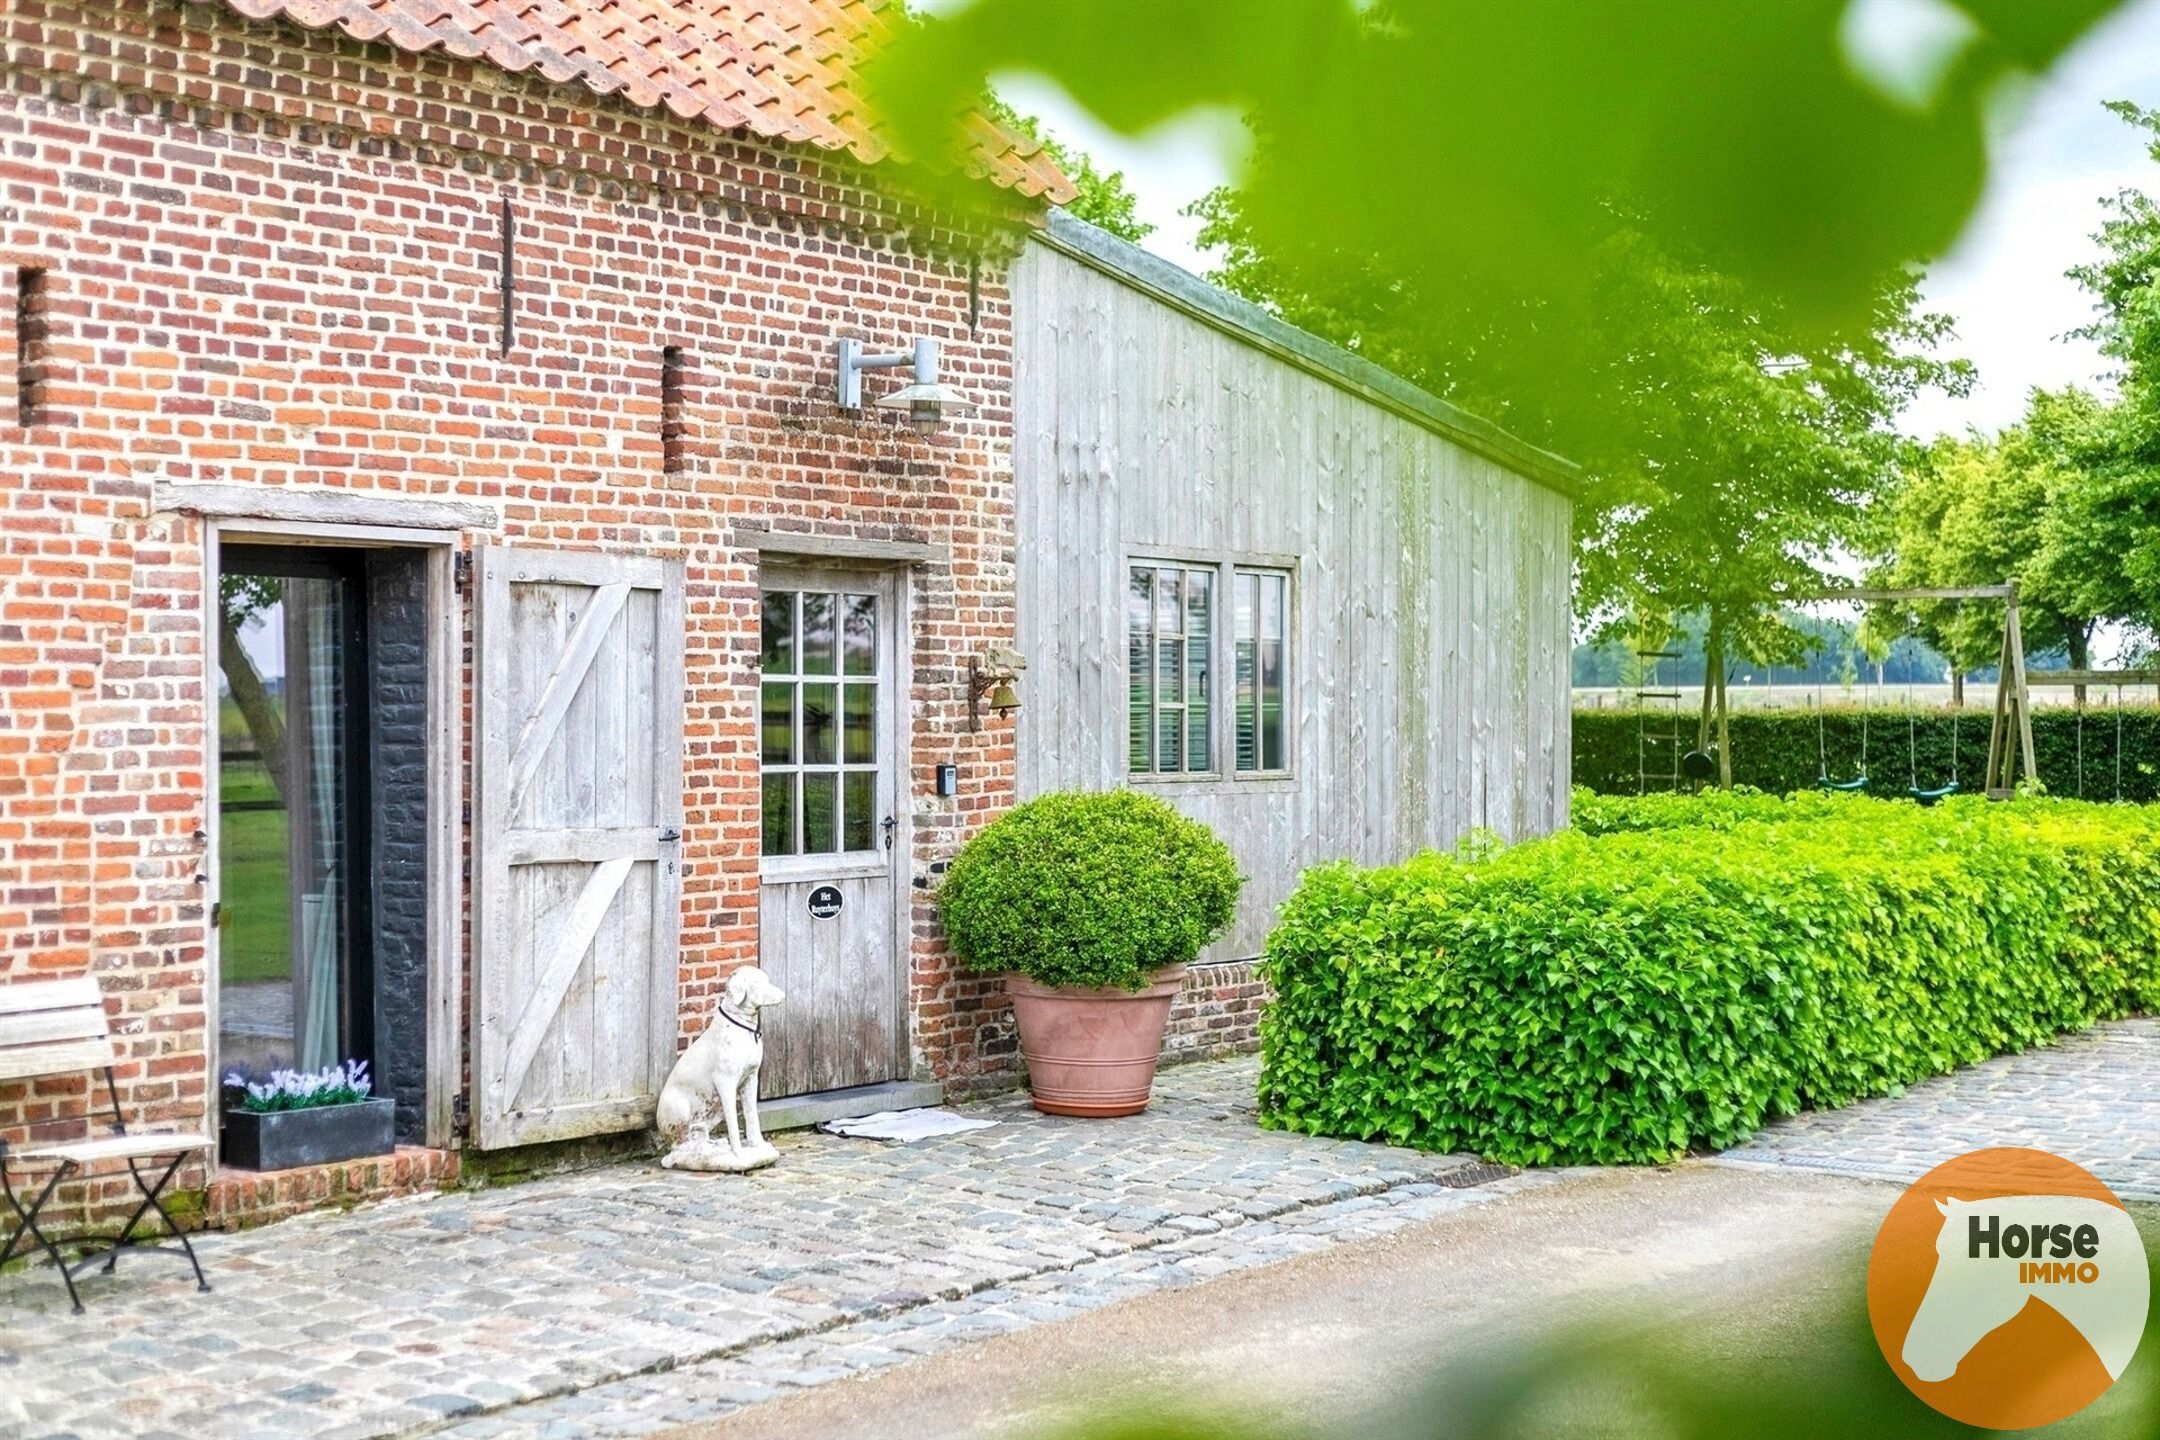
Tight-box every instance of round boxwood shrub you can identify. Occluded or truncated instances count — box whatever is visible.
[938,789,1244,991]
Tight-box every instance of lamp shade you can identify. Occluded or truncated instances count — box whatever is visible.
[872,381,978,419]
[839,337,978,435]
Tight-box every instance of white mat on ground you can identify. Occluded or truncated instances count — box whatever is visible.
[818,1108,997,1142]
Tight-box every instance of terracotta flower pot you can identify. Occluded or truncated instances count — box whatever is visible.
[1006,966,1187,1117]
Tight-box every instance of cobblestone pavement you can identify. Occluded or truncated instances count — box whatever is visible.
[1715,1019,2160,1200]
[0,1057,1515,1440]
[440,1171,1564,1440]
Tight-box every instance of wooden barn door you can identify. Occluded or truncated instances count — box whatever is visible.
[471,547,684,1149]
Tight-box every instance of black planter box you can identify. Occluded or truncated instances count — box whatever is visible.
[221,1098,396,1171]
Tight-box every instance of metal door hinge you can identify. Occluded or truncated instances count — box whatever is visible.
[209,901,221,928]
[454,551,474,593]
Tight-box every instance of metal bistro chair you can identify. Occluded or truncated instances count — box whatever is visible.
[0,977,213,1312]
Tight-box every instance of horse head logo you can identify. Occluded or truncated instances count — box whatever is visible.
[1901,1194,2148,1385]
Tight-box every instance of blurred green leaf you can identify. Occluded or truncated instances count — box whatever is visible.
[870,0,2124,334]
[987,99,1152,243]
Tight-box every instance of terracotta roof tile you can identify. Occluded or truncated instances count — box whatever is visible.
[217,0,1074,205]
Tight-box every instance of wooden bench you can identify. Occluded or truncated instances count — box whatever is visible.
[0,977,212,1312]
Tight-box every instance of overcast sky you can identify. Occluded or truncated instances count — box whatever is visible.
[995,0,2160,444]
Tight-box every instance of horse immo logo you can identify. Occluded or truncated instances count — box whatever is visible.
[1868,1147,2150,1430]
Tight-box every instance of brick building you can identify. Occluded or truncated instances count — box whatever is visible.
[0,0,1082,1224]
[0,0,1574,1230]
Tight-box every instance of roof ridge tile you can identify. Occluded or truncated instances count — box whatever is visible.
[211,0,1075,206]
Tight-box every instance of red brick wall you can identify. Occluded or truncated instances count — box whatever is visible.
[1163,962,1268,1065]
[0,0,1034,1221]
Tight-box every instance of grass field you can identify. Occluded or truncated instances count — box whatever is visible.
[1573,682,2160,712]
[219,698,292,986]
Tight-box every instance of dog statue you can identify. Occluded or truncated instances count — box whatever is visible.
[656,965,786,1172]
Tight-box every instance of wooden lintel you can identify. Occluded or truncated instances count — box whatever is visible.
[157,482,499,531]
[738,525,944,567]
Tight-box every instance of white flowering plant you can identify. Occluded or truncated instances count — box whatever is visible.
[222,1058,374,1113]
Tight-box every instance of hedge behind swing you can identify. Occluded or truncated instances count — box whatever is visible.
[1572,707,2160,799]
[1816,688,1868,791]
[1905,649,1960,803]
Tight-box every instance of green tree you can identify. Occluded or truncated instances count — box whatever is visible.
[1871,404,2119,700]
[2030,389,2160,640]
[220,574,288,805]
[2055,102,2160,634]
[1190,184,1965,786]
[1859,101,2160,690]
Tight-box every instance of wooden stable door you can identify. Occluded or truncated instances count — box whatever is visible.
[471,547,684,1149]
[756,567,907,1097]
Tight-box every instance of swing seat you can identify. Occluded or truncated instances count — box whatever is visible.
[1820,775,1869,793]
[1909,781,1958,805]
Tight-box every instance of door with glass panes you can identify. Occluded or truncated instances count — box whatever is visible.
[756,566,905,1097]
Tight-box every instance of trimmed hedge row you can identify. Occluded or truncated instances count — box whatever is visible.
[1574,705,2160,801]
[1258,792,2160,1165]
[1571,785,1857,834]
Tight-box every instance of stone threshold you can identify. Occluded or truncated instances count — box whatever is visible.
[206,1145,461,1231]
[195,1083,945,1234]
[758,1079,947,1133]
[197,1084,941,1235]
[402,1153,1518,1439]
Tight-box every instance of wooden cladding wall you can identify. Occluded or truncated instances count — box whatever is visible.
[1010,240,1574,962]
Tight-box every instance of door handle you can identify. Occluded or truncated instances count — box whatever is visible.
[881,815,897,851]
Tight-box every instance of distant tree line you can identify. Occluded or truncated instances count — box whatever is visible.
[1571,611,1972,689]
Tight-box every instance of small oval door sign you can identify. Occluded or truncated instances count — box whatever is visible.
[807,885,843,919]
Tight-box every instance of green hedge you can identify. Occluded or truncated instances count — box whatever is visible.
[1574,704,2160,800]
[1569,785,1857,834]
[1258,792,2160,1165]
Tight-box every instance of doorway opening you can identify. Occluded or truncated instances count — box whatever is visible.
[215,543,432,1144]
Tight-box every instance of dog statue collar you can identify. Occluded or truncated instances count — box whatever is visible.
[717,1001,761,1038]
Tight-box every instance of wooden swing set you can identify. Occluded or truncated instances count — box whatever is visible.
[1809,580,2152,800]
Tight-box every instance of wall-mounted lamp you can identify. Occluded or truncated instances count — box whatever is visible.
[969,645,1026,729]
[836,336,978,436]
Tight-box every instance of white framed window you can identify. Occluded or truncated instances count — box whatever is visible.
[1127,562,1214,775]
[760,586,885,855]
[1234,568,1291,773]
[1125,556,1294,782]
